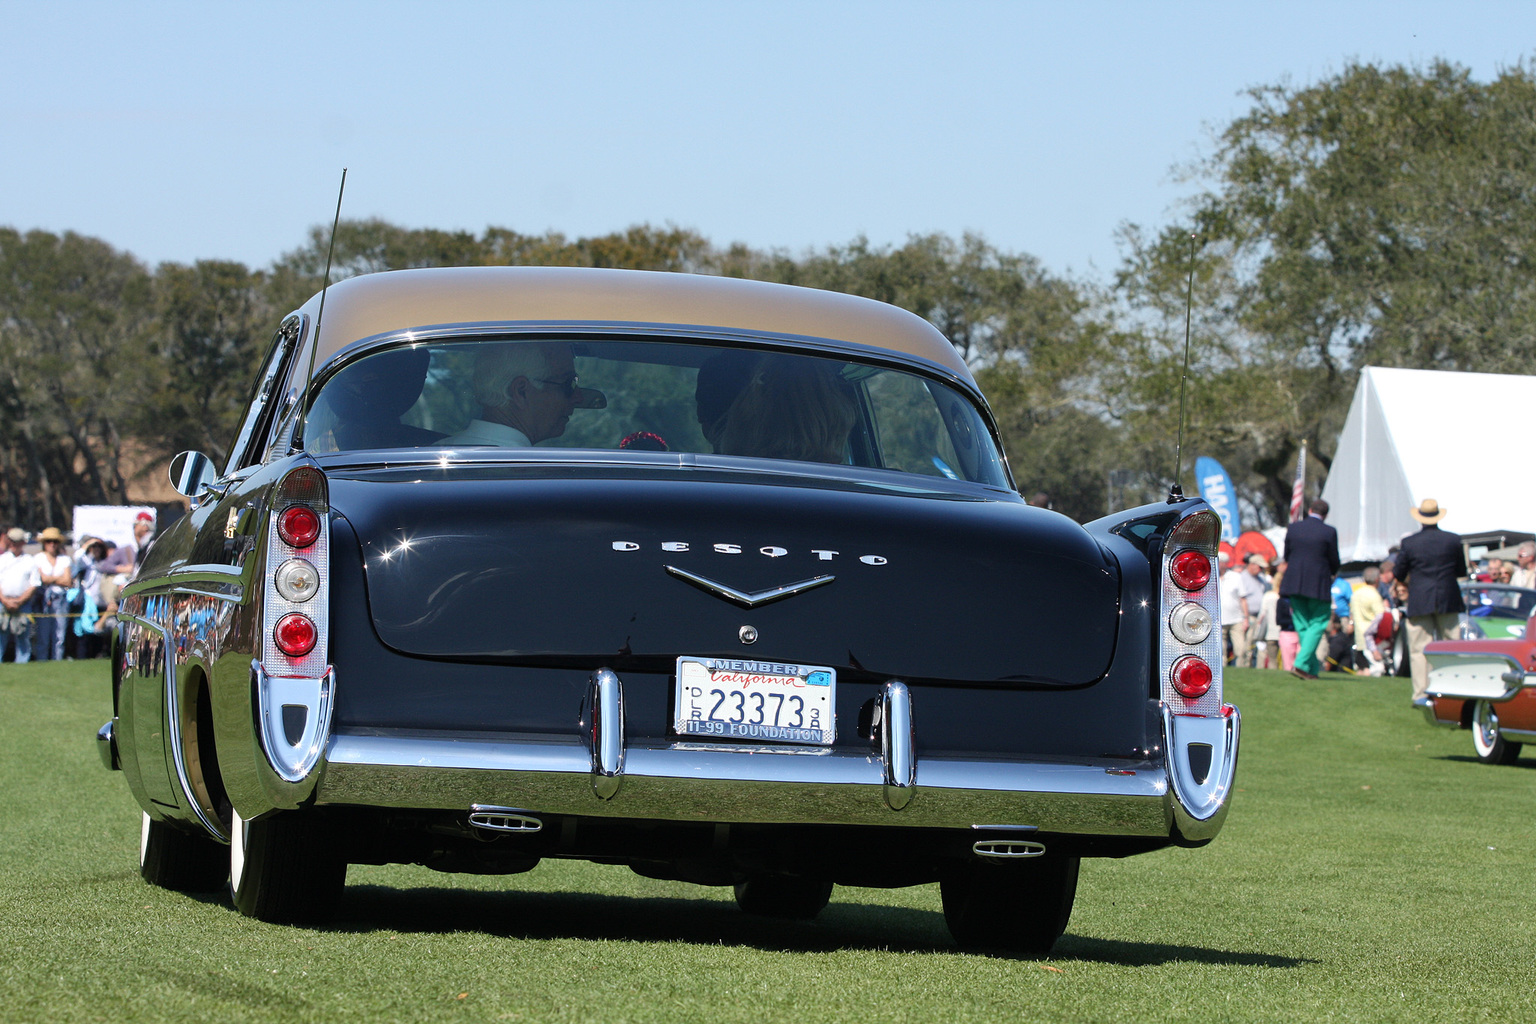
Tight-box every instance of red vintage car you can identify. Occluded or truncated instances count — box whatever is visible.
[1422,611,1536,764]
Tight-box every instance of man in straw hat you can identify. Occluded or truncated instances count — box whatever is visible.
[1393,498,1466,706]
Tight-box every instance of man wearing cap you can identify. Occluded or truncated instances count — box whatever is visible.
[1394,498,1466,705]
[1,527,41,662]
[1218,551,1250,667]
[1237,554,1267,666]
[1279,498,1340,680]
[98,513,155,615]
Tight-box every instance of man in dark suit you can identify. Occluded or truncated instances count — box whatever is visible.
[1279,498,1340,679]
[1393,498,1466,705]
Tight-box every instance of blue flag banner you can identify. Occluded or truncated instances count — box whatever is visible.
[1195,456,1240,544]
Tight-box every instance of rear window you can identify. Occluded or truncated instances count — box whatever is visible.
[305,337,1008,487]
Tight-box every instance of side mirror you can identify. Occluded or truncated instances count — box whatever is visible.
[168,451,218,499]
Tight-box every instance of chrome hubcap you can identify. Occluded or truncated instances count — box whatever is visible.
[1475,702,1499,751]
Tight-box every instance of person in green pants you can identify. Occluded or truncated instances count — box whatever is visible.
[1279,499,1340,679]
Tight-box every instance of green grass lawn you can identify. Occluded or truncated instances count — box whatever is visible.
[2,660,1531,1023]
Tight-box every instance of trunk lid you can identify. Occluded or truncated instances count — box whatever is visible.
[332,467,1119,686]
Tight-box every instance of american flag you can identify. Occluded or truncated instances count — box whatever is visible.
[1289,441,1307,522]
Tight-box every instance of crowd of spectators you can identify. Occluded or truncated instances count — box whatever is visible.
[1219,499,1533,706]
[0,514,154,663]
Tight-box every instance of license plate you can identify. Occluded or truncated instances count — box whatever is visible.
[674,657,835,745]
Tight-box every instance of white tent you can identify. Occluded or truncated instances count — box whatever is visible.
[1320,366,1535,563]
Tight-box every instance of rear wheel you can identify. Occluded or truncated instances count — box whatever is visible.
[139,811,228,892]
[229,810,346,924]
[1391,626,1410,677]
[733,874,834,919]
[1472,700,1522,765]
[940,854,1079,955]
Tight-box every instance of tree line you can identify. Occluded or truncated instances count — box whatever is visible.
[3,59,1533,529]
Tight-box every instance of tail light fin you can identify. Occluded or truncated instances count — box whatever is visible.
[262,466,330,678]
[1158,508,1223,715]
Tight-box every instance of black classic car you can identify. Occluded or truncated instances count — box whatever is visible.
[99,267,1238,953]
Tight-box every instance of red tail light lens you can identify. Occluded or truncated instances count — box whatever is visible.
[273,613,318,657]
[1170,655,1213,699]
[277,505,321,549]
[1169,549,1212,591]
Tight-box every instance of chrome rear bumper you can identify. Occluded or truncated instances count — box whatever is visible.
[312,684,1239,844]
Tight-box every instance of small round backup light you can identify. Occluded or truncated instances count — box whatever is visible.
[1169,549,1212,591]
[273,558,320,603]
[1170,655,1213,699]
[1168,601,1214,645]
[277,505,321,549]
[273,613,317,657]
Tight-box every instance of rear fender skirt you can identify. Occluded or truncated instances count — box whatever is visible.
[116,604,230,842]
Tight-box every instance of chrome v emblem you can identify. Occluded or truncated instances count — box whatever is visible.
[664,565,835,608]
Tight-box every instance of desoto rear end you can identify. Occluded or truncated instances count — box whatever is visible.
[101,266,1238,954]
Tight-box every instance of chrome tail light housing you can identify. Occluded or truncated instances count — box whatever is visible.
[1157,504,1239,842]
[257,465,334,786]
[1158,509,1223,715]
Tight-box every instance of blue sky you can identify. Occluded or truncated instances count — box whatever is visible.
[3,1,1531,283]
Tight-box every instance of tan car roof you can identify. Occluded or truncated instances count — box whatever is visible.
[293,266,973,383]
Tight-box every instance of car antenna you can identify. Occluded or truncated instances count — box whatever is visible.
[1167,231,1199,504]
[304,168,348,388]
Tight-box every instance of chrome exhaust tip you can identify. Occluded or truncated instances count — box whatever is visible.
[972,839,1046,859]
[468,805,544,834]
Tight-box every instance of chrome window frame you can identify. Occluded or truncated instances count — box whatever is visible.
[223,314,309,477]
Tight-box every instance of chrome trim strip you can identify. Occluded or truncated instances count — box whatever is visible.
[121,565,246,603]
[318,732,1174,834]
[1162,705,1240,842]
[1502,727,1536,742]
[115,611,228,842]
[970,823,1039,832]
[253,661,335,785]
[589,668,625,800]
[327,734,592,772]
[881,680,915,810]
[664,565,836,608]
